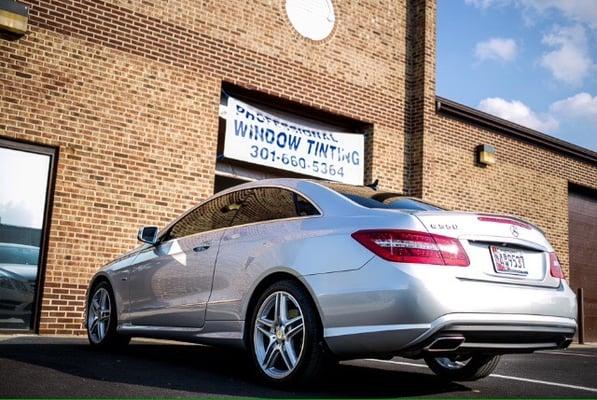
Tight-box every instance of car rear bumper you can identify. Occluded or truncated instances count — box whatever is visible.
[303,257,577,358]
[323,312,576,358]
[405,313,575,357]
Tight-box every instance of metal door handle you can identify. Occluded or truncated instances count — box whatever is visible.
[193,245,210,252]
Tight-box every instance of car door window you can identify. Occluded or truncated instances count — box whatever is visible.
[165,191,245,241]
[231,188,319,227]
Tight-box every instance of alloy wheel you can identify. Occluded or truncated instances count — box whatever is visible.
[87,287,111,344]
[253,291,305,379]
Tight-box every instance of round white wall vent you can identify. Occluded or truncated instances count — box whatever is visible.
[285,0,335,41]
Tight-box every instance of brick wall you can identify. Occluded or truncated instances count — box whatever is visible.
[1,0,410,334]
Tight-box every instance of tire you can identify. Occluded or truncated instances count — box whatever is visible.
[424,354,501,381]
[247,279,333,387]
[86,281,130,348]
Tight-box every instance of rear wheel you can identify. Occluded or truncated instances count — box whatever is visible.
[87,281,130,348]
[248,280,332,386]
[424,354,500,381]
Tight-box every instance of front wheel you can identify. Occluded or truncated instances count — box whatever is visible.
[424,354,500,381]
[248,280,332,386]
[86,282,130,348]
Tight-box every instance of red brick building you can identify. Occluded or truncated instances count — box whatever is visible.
[0,0,596,339]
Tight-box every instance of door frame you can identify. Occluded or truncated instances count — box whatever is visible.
[0,137,59,333]
[568,182,597,343]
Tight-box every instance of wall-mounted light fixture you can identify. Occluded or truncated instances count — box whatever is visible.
[0,0,28,40]
[476,144,496,166]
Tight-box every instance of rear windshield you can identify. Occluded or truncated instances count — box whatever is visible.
[321,182,443,211]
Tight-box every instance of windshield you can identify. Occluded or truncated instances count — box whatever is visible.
[321,182,444,211]
[0,245,40,265]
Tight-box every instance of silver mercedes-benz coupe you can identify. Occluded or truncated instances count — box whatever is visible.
[85,178,577,385]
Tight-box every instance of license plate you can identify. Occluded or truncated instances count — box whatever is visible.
[490,246,528,276]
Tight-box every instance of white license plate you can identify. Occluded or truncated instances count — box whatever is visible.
[490,246,528,276]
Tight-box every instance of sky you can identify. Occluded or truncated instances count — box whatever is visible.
[437,0,597,151]
[0,147,50,229]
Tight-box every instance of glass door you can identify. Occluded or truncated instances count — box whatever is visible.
[0,139,56,331]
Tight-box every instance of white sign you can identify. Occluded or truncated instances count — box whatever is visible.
[223,97,364,185]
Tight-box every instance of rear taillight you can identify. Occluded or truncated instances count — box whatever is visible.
[549,252,565,280]
[351,229,470,266]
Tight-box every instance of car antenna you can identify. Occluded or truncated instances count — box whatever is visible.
[366,179,379,191]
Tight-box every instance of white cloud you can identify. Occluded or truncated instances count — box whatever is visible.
[521,0,597,29]
[475,38,518,62]
[550,93,597,150]
[465,0,596,85]
[465,0,597,28]
[539,25,593,86]
[550,92,597,119]
[464,0,510,9]
[478,97,559,132]
[475,95,597,148]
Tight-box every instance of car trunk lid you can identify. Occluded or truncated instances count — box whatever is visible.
[413,211,561,288]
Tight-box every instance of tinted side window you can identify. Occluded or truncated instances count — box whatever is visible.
[231,188,319,227]
[295,193,320,217]
[166,191,245,240]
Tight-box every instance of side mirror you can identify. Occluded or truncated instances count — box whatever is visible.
[137,226,159,245]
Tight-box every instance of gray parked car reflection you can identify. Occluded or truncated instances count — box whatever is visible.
[0,243,38,329]
[85,179,576,386]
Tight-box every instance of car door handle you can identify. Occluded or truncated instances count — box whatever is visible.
[193,244,210,253]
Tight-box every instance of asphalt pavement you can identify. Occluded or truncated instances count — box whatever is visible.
[1,335,596,398]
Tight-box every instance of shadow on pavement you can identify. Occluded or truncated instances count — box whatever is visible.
[0,337,470,397]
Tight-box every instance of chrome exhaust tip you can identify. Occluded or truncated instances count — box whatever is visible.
[425,336,465,352]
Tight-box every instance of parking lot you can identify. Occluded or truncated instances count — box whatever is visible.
[1,335,596,398]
